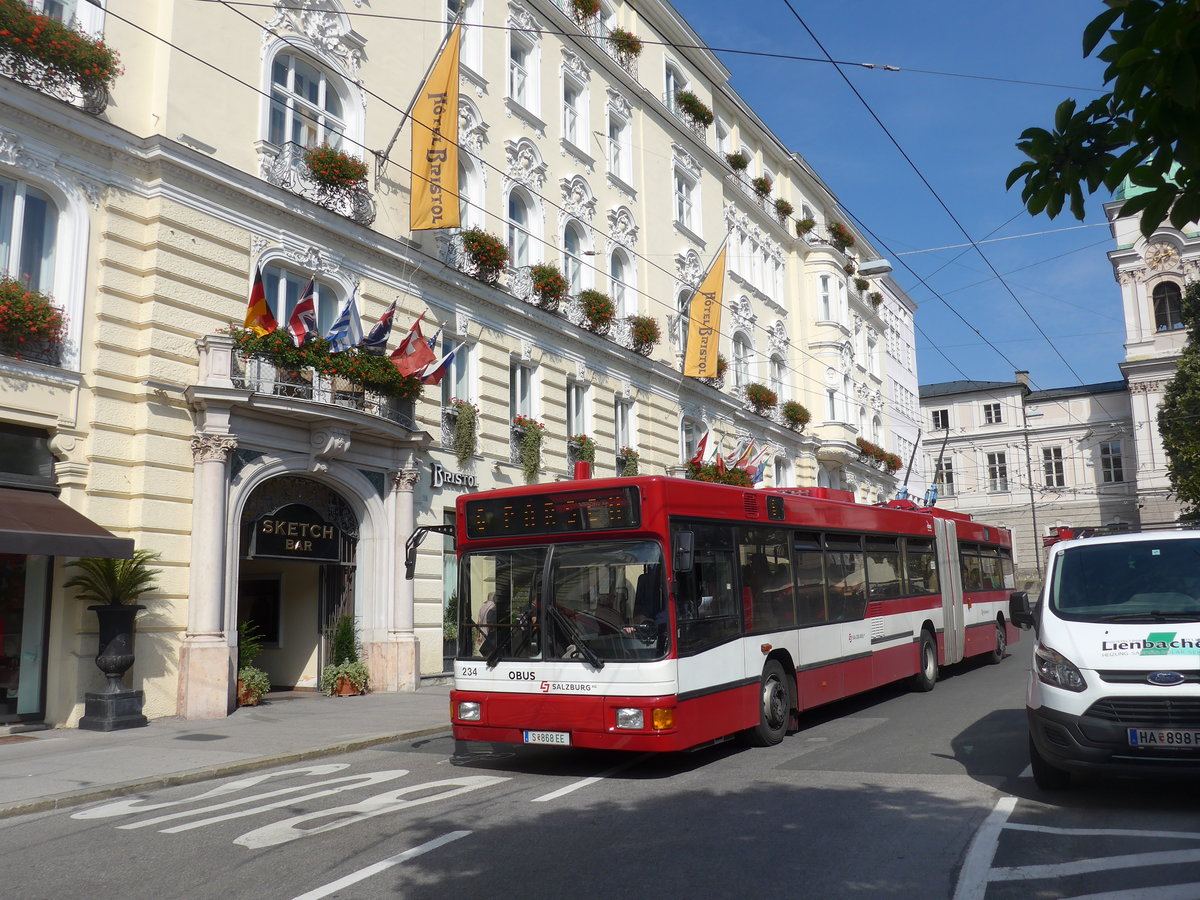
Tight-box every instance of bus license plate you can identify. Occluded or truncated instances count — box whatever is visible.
[1128,728,1200,747]
[524,730,571,746]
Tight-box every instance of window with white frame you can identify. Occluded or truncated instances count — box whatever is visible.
[733,333,752,389]
[262,264,340,337]
[457,157,484,230]
[607,110,631,183]
[931,408,949,430]
[1043,446,1065,487]
[0,176,59,294]
[562,75,585,147]
[867,333,878,377]
[664,61,685,107]
[872,415,882,443]
[983,402,1002,425]
[773,456,792,488]
[610,249,634,317]
[769,354,786,400]
[675,289,691,358]
[826,389,838,421]
[986,451,1008,492]
[842,375,852,422]
[681,417,705,462]
[1153,281,1184,332]
[269,53,347,148]
[615,396,632,454]
[715,117,730,154]
[447,0,483,73]
[508,33,536,111]
[934,458,955,497]
[507,188,533,268]
[34,0,103,34]
[1100,441,1124,482]
[563,221,586,294]
[566,381,587,438]
[510,359,534,420]
[819,274,832,320]
[673,167,697,232]
[440,340,471,406]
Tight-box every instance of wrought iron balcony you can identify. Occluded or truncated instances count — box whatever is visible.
[259,142,376,227]
[0,49,109,114]
[662,92,707,141]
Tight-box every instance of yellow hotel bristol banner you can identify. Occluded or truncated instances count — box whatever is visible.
[683,246,727,378]
[410,24,461,231]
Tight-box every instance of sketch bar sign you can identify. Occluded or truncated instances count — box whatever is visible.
[251,504,341,562]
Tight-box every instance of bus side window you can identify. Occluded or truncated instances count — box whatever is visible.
[794,533,827,626]
[960,546,983,592]
[675,524,739,655]
[739,527,795,633]
[904,538,938,596]
[825,535,867,621]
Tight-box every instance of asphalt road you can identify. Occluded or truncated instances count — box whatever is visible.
[4,645,1199,899]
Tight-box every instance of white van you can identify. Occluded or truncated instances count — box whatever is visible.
[1013,530,1200,788]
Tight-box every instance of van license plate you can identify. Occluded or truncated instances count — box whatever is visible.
[1127,728,1200,747]
[524,730,570,746]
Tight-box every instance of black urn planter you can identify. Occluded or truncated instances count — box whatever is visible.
[79,604,148,731]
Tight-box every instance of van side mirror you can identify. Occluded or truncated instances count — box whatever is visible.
[1009,591,1035,630]
[673,531,694,573]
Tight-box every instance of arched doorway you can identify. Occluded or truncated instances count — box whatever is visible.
[236,476,359,691]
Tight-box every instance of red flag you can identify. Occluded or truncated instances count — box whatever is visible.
[689,429,709,466]
[390,313,437,376]
[243,265,277,336]
[288,277,318,347]
[419,346,456,385]
[716,453,727,476]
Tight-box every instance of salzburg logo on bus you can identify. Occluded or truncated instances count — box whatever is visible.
[540,681,595,693]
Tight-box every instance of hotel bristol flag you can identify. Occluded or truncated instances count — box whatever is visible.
[410,23,461,231]
[683,244,727,378]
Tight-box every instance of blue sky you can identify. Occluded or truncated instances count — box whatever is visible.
[674,1,1119,390]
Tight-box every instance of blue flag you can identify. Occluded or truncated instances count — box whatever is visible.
[326,288,364,353]
[362,299,396,349]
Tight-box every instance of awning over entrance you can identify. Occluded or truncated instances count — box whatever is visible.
[0,488,134,558]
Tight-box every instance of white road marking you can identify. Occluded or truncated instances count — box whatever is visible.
[952,795,1017,900]
[1004,823,1200,841]
[289,830,471,900]
[1059,885,1200,900]
[990,849,1200,882]
[530,755,649,803]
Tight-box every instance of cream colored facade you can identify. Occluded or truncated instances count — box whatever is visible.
[0,0,919,726]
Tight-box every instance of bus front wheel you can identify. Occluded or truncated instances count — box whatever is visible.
[749,660,791,746]
[910,630,938,692]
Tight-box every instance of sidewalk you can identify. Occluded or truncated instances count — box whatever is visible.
[0,684,452,820]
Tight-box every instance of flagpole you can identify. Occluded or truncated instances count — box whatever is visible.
[377,15,463,189]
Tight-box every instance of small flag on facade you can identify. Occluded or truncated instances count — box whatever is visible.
[688,426,712,466]
[326,287,364,353]
[243,264,277,336]
[426,325,442,350]
[419,345,456,385]
[287,277,318,348]
[390,312,437,376]
[362,300,396,349]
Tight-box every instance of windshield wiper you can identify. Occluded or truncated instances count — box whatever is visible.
[547,605,604,670]
[1097,611,1200,623]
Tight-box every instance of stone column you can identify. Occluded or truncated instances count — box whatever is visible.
[178,432,238,719]
[376,469,421,691]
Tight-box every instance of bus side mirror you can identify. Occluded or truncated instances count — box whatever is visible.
[1009,591,1035,630]
[673,531,694,573]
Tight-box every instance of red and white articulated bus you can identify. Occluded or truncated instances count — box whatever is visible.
[407,475,1025,752]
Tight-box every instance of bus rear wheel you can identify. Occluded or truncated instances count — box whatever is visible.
[910,630,938,692]
[750,660,791,746]
[989,620,1007,664]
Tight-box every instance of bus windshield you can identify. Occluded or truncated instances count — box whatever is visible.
[460,540,668,664]
[1051,538,1200,622]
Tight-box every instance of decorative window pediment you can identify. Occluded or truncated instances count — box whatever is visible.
[504,138,548,189]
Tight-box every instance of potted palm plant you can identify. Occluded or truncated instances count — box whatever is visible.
[322,614,369,696]
[65,549,162,731]
[236,619,271,707]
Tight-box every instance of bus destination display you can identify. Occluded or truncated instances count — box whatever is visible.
[465,487,640,538]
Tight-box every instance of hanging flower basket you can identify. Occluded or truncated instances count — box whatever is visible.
[843,260,857,275]
[854,276,870,293]
[609,28,644,58]
[0,276,66,363]
[781,400,811,431]
[745,382,778,415]
[512,415,545,481]
[302,144,368,195]
[0,1,123,93]
[774,198,793,219]
[448,397,479,464]
[570,0,601,22]
[568,433,596,463]
[725,151,750,172]
[699,353,729,387]
[750,175,773,198]
[828,222,856,253]
[856,437,902,474]
[629,314,660,356]
[460,228,509,284]
[617,446,640,476]
[530,263,568,311]
[674,90,714,128]
[796,217,816,237]
[868,291,884,309]
[578,289,615,334]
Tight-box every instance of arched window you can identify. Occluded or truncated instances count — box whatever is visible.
[262,264,341,338]
[507,189,533,268]
[457,157,483,230]
[0,176,58,293]
[268,53,348,148]
[563,221,586,294]
[769,354,786,399]
[676,289,691,357]
[733,332,752,389]
[872,415,882,444]
[610,249,634,318]
[1153,281,1184,331]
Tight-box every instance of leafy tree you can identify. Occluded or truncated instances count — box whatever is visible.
[1007,0,1200,237]
[1159,282,1200,515]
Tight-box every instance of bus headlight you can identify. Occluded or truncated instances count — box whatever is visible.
[456,700,481,721]
[1034,644,1087,692]
[616,708,644,730]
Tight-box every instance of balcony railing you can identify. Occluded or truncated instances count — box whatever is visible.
[0,49,109,115]
[259,142,376,227]
[662,93,707,141]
